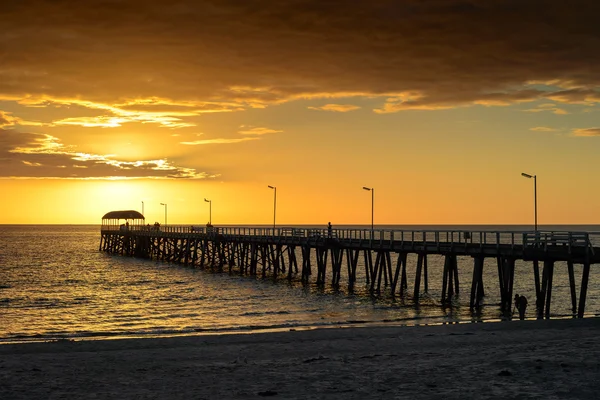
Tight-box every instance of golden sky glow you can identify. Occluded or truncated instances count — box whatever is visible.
[1,1,600,225]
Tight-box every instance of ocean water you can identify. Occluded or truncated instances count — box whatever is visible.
[1,224,599,343]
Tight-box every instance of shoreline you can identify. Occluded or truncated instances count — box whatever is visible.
[1,313,597,345]
[0,313,588,345]
[2,318,600,399]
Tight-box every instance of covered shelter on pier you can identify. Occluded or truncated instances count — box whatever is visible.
[101,210,145,231]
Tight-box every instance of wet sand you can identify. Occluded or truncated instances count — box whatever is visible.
[1,318,599,399]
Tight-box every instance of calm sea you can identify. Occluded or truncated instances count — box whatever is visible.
[1,224,599,343]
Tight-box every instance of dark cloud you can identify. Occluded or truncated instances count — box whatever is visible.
[0,0,599,109]
[0,129,208,178]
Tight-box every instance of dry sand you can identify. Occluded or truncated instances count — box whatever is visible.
[1,318,600,399]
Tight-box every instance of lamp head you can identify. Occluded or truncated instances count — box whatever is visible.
[268,185,275,189]
[362,186,372,191]
[521,173,534,179]
[204,198,210,202]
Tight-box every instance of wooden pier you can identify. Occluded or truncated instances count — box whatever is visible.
[100,211,600,319]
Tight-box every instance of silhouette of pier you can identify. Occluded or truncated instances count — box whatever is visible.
[100,211,600,319]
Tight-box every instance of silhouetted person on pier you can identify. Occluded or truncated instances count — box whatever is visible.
[327,222,332,238]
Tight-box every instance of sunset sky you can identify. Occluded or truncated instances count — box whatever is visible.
[1,0,600,225]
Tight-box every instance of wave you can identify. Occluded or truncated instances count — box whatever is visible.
[0,314,468,344]
[4,312,597,345]
[240,310,292,317]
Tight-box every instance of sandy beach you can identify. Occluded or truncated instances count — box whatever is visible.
[1,318,600,399]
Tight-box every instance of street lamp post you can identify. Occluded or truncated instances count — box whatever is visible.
[362,187,374,233]
[268,185,276,231]
[141,201,144,217]
[521,173,537,233]
[204,198,212,225]
[160,202,167,226]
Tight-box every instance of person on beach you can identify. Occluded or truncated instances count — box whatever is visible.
[327,222,332,238]
[517,295,528,320]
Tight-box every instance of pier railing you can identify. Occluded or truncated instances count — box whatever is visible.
[101,225,598,253]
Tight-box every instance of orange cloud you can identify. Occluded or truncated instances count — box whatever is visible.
[308,104,361,112]
[523,103,569,115]
[0,110,45,128]
[571,128,600,137]
[374,90,544,113]
[180,138,258,145]
[529,127,558,132]
[5,96,244,129]
[546,89,600,105]
[22,161,42,167]
[238,127,283,135]
[1,129,208,179]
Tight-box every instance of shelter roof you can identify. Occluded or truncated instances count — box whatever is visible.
[102,210,145,220]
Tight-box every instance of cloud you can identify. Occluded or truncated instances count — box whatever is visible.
[0,110,45,128]
[571,128,600,137]
[179,126,278,146]
[374,89,548,113]
[238,127,283,135]
[180,138,258,145]
[39,98,202,128]
[308,104,361,112]
[0,112,12,127]
[1,1,599,112]
[114,98,241,113]
[22,161,42,167]
[546,89,600,105]
[53,114,196,129]
[523,103,568,115]
[529,127,558,132]
[2,96,242,129]
[0,129,209,179]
